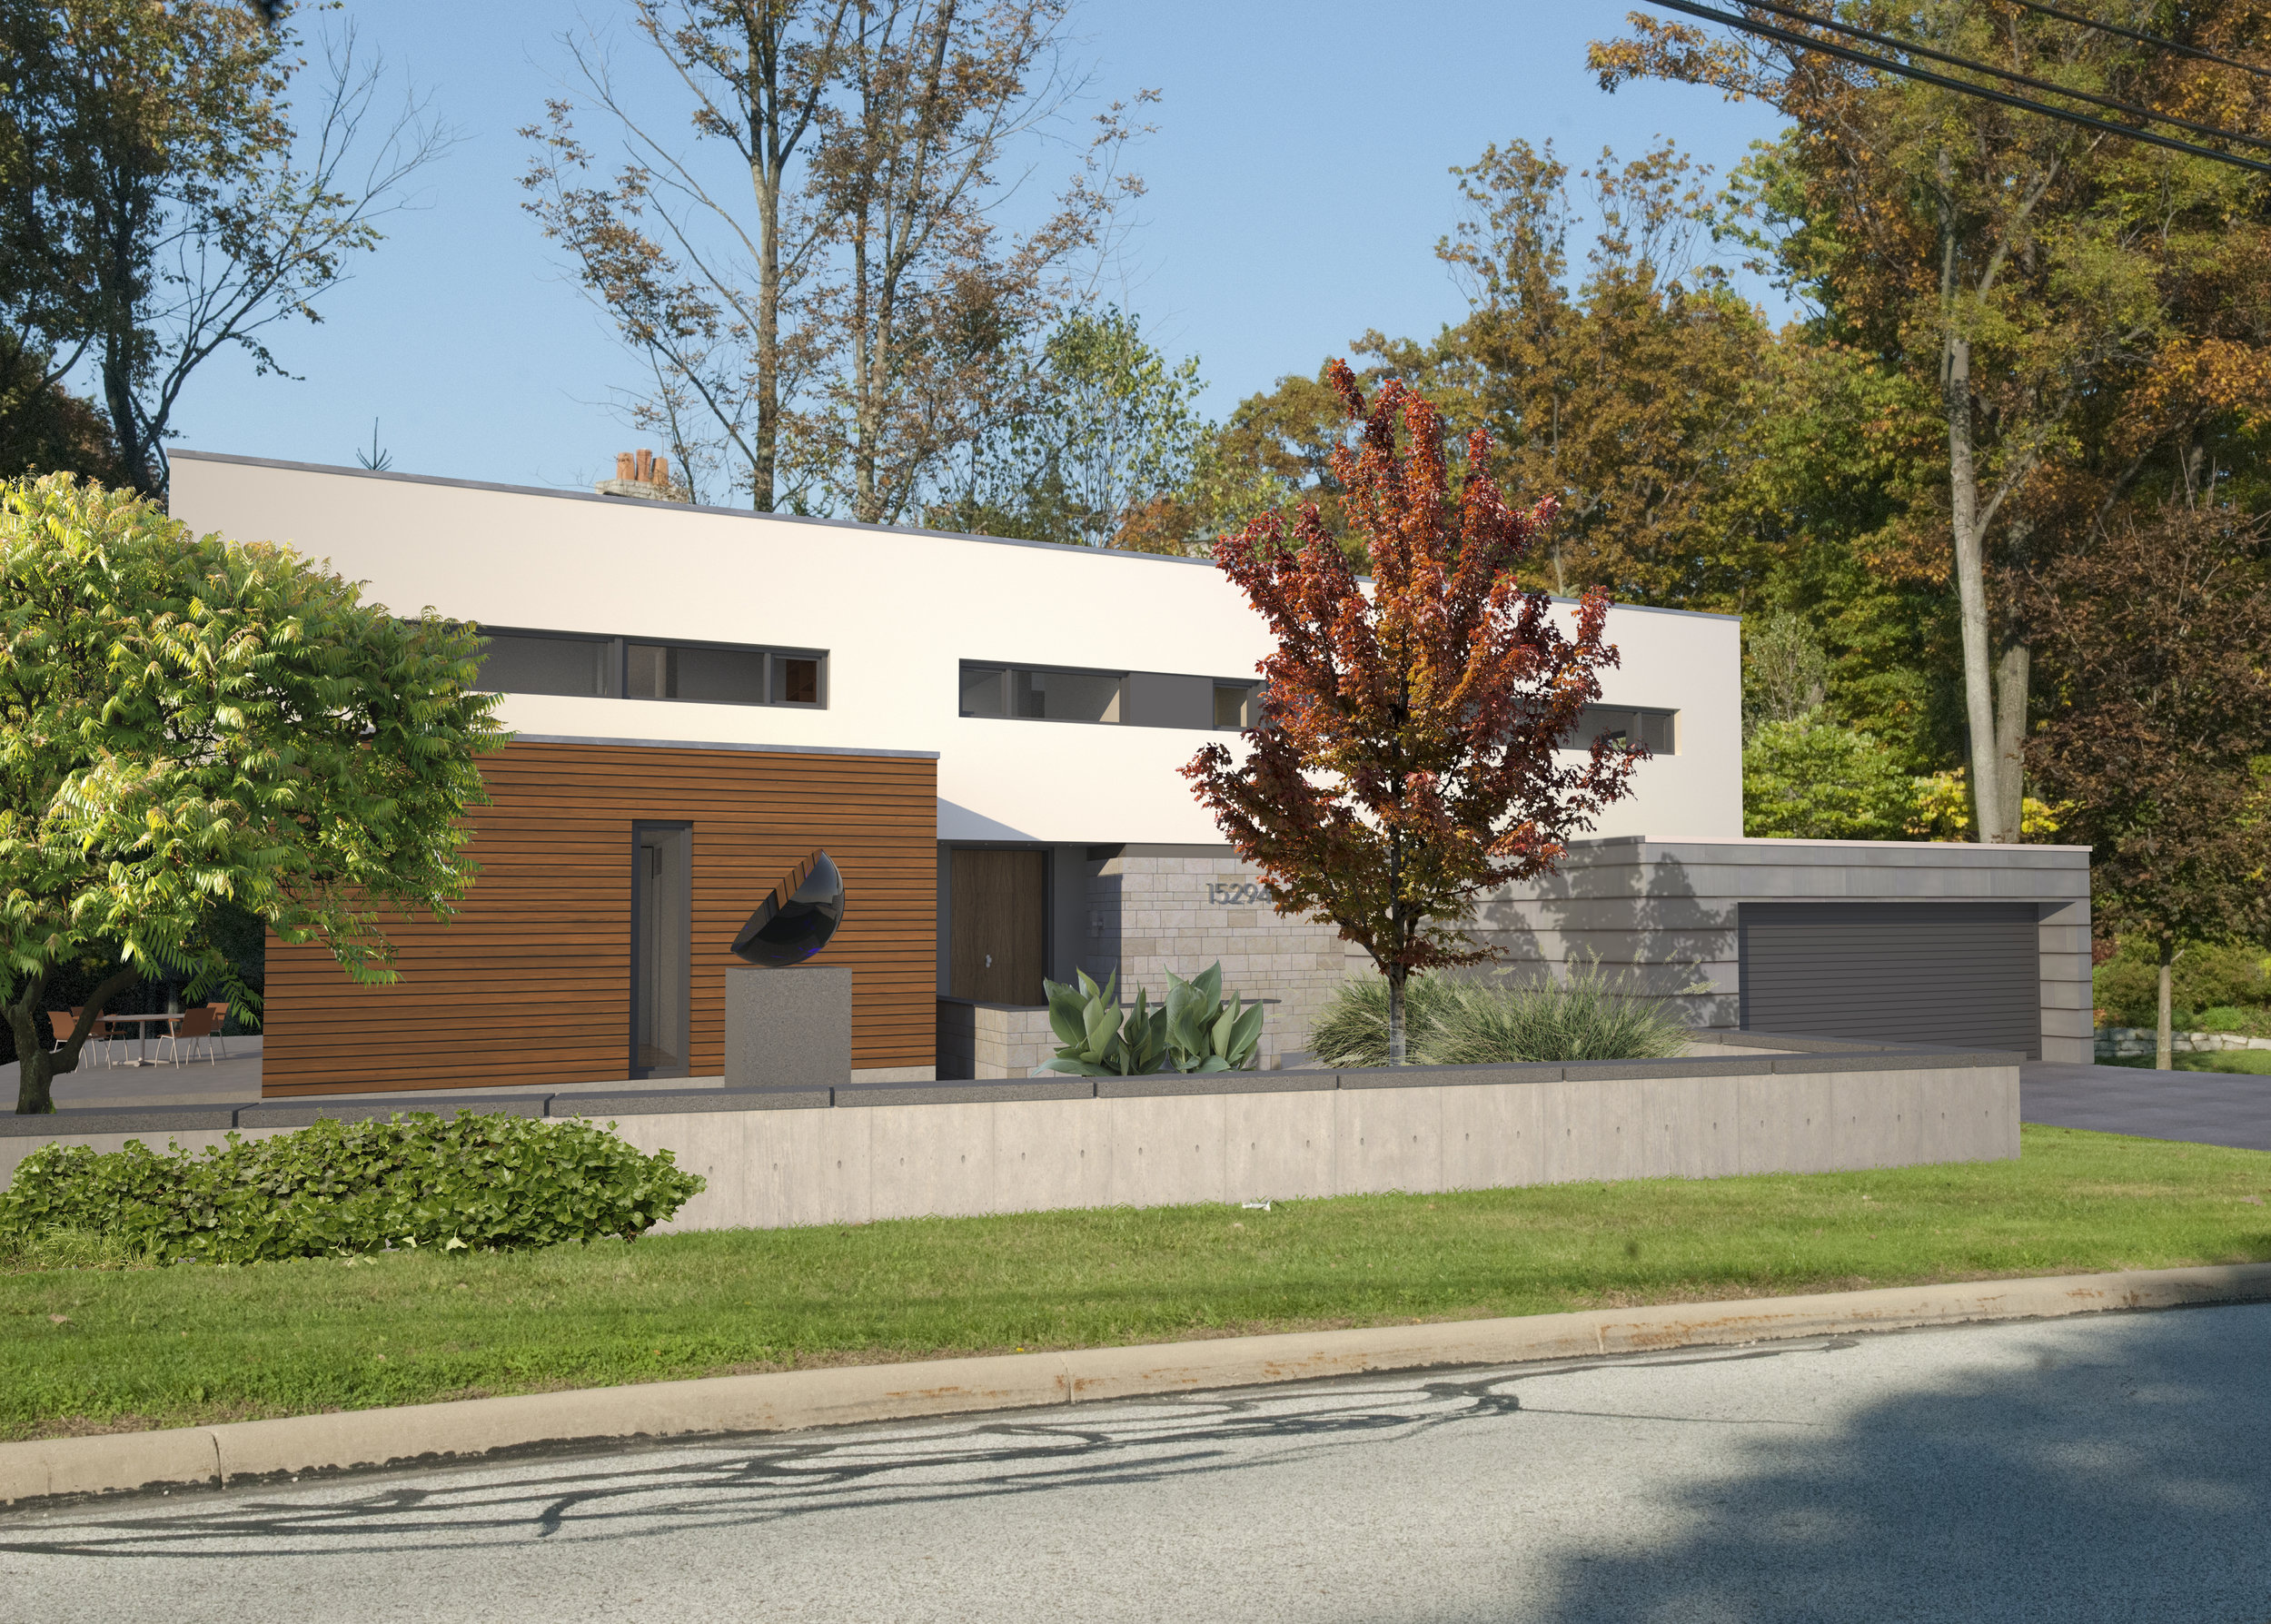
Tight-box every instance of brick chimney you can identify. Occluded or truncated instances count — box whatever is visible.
[594,449,679,502]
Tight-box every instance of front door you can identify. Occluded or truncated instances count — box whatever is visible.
[630,823,692,1076]
[950,848,1048,1005]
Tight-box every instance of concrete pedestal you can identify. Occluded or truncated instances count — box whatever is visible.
[725,965,852,1091]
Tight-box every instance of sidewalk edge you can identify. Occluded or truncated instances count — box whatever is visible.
[7,1261,2267,1508]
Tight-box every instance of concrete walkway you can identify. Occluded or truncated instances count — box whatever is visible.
[2022,1060,2271,1152]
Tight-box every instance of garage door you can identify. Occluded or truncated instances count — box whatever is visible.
[1739,902,2041,1057]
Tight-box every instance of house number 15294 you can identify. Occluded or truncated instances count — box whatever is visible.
[1207,882,1265,905]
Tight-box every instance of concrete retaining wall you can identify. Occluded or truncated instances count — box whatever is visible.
[1,1033,2018,1233]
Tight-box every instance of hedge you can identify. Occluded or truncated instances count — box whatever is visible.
[0,1113,705,1264]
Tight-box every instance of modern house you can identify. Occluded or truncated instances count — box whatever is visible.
[167,450,2091,1097]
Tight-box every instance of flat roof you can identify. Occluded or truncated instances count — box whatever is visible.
[170,448,1744,623]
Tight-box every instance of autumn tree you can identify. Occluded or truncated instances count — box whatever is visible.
[804,2,1145,524]
[521,1,850,510]
[2025,503,2271,1070]
[0,478,506,1113]
[1356,137,1771,603]
[1,2,442,497]
[1184,362,1641,1064]
[1592,4,2271,841]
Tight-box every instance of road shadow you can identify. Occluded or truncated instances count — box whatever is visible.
[1529,1303,2271,1623]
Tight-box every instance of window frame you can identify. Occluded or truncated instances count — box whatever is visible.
[471,624,829,710]
[957,659,1130,725]
[1563,703,1677,755]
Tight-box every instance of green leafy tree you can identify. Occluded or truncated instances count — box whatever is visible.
[937,305,1205,548]
[1742,713,1916,840]
[1,477,507,1113]
[1,0,441,496]
[1594,5,2271,842]
[1184,363,1639,1065]
[2025,501,2271,1069]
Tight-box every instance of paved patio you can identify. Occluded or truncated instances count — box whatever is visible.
[1,1040,725,1114]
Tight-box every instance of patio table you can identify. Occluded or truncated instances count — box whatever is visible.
[99,1012,177,1068]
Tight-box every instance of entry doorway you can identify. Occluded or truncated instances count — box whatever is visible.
[950,847,1048,1005]
[630,823,692,1076]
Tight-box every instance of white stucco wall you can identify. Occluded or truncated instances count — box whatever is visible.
[168,452,1742,845]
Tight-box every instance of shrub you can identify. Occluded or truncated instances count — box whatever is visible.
[0,1112,704,1265]
[2092,937,2271,1029]
[1307,973,1463,1068]
[1743,712,1915,839]
[1312,965,1689,1067]
[1038,964,1264,1075]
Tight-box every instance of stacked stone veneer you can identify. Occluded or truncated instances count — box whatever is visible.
[2096,1026,2271,1059]
[1081,847,1358,1060]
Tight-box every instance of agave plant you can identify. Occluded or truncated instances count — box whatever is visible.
[1038,969,1167,1076]
[1163,962,1265,1073]
[1038,963,1265,1076]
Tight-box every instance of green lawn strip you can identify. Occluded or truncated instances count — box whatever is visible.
[5,1124,2268,1442]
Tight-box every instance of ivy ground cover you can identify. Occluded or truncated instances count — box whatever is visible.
[5,1124,2267,1441]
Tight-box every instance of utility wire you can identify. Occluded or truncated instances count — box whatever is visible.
[1734,0,2271,150]
[2005,0,2271,84]
[1643,0,2271,173]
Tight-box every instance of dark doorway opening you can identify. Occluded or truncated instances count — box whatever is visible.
[950,847,1048,1005]
[630,822,692,1076]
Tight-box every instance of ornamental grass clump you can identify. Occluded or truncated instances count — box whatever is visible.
[1312,965,1688,1067]
[0,1112,704,1265]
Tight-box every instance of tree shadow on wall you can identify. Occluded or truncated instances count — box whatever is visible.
[1465,845,1737,1026]
[1529,1304,2271,1624]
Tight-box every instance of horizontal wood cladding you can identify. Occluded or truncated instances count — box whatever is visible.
[263,741,937,1095]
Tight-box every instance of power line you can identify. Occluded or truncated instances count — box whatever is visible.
[2005,0,2271,84]
[1734,0,2271,151]
[1643,0,2271,173]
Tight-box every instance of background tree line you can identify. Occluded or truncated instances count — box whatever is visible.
[8,1,2271,1061]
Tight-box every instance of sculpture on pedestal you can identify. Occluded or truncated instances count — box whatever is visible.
[731,850,846,965]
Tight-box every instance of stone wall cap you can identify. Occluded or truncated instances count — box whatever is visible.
[236,1096,552,1128]
[838,1080,1095,1106]
[0,1105,241,1139]
[1096,1071,1335,1098]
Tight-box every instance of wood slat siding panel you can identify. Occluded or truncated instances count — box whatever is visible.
[1739,901,2041,1058]
[263,741,937,1096]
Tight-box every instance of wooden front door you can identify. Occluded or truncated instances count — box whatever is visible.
[950,848,1048,1005]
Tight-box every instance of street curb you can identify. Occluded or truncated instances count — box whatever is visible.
[6,1260,2268,1508]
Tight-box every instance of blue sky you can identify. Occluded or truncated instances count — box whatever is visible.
[162,0,1788,494]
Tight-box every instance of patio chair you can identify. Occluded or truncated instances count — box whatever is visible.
[48,1008,112,1067]
[160,1005,221,1065]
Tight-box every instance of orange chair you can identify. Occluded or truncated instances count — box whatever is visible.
[160,1005,222,1065]
[48,1009,113,1067]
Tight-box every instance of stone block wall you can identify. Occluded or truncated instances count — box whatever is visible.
[1080,846,1356,1058]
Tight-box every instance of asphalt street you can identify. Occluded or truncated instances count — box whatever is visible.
[2023,1059,2271,1152]
[5,1303,2267,1623]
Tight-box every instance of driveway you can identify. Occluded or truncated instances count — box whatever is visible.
[4,1303,2266,1623]
[2022,1060,2271,1152]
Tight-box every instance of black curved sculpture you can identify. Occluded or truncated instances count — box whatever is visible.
[731,850,846,966]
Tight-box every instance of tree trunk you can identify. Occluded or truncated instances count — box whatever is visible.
[9,965,141,1114]
[1945,331,2004,846]
[2156,947,2175,1073]
[1989,639,2029,842]
[1386,964,1407,1068]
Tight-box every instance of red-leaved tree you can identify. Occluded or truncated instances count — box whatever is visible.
[1183,361,1641,1064]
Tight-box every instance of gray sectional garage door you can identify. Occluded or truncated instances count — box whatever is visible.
[1739,902,2042,1057]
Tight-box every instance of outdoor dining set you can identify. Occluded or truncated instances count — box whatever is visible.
[43,1004,233,1069]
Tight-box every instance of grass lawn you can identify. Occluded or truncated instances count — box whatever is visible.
[5,1124,2268,1443]
[2102,1050,2271,1074]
